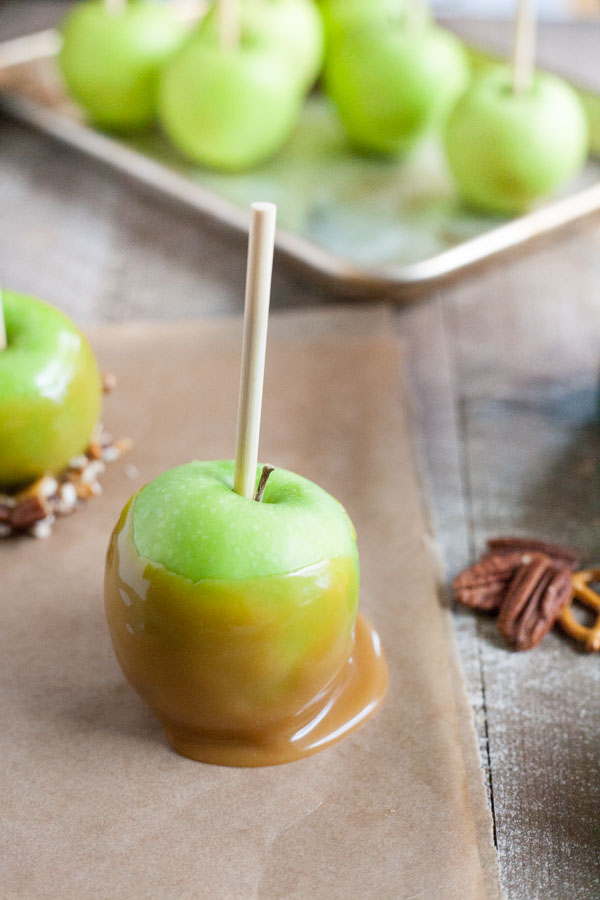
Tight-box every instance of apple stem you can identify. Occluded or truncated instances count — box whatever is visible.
[233,202,277,500]
[104,0,127,13]
[218,0,241,52]
[254,464,275,502]
[0,288,5,351]
[512,0,536,95]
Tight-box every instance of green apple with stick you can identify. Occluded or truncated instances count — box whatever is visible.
[0,290,102,491]
[159,0,303,171]
[324,14,469,156]
[444,0,588,214]
[59,0,185,132]
[104,203,387,766]
[200,0,325,90]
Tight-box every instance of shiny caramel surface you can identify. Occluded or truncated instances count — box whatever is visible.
[105,498,387,766]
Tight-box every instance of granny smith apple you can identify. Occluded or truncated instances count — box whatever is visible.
[0,291,102,491]
[59,0,185,132]
[159,33,302,170]
[201,0,325,91]
[445,66,589,215]
[324,21,469,155]
[104,460,363,763]
[320,0,410,46]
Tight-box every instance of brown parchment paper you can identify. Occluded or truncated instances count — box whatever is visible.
[1,307,502,899]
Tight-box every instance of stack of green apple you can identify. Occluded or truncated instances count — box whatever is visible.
[158,0,325,171]
[0,291,102,491]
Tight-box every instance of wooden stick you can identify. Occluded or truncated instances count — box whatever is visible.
[105,0,126,14]
[218,0,241,51]
[233,202,277,499]
[405,0,428,29]
[512,0,536,95]
[0,289,5,351]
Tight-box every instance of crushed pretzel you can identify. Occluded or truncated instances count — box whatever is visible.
[0,424,132,540]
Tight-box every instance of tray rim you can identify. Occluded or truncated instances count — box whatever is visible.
[1,27,599,299]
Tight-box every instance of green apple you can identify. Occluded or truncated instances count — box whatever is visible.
[159,33,303,170]
[104,460,361,762]
[445,66,589,215]
[59,0,185,132]
[0,291,102,491]
[324,21,469,155]
[320,0,410,46]
[201,0,325,91]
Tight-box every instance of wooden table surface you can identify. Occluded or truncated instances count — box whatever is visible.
[1,4,599,898]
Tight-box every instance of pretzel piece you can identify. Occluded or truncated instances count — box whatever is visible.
[558,569,600,652]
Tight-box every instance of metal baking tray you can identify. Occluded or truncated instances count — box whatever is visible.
[1,25,599,299]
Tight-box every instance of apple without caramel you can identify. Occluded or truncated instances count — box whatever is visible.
[445,66,589,214]
[104,461,386,765]
[59,0,185,132]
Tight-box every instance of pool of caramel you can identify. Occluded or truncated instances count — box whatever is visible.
[105,500,387,766]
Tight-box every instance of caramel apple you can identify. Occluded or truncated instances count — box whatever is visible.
[0,291,101,491]
[103,204,387,765]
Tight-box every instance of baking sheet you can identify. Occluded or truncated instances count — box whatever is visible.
[1,307,503,898]
[0,27,599,299]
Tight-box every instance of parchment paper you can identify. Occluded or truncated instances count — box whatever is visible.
[1,307,502,899]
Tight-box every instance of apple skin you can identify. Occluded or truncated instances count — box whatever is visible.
[201,0,325,91]
[159,36,303,171]
[59,0,185,132]
[104,461,359,740]
[320,0,410,45]
[324,23,469,156]
[445,66,589,215]
[0,291,102,491]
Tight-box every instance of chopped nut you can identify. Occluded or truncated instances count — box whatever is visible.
[15,475,58,503]
[87,441,103,460]
[53,482,78,516]
[79,460,105,485]
[68,454,89,472]
[10,495,51,530]
[30,516,55,540]
[101,372,117,394]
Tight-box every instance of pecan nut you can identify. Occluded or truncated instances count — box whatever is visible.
[453,552,524,611]
[497,554,573,651]
[9,494,51,530]
[486,536,580,570]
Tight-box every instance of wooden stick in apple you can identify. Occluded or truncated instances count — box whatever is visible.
[233,202,277,500]
[218,0,241,52]
[405,0,429,29]
[104,0,126,14]
[512,0,536,95]
[0,289,6,351]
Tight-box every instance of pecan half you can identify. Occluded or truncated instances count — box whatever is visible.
[497,554,573,651]
[10,494,51,531]
[453,552,524,611]
[487,536,580,570]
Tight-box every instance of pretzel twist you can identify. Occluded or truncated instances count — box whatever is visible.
[558,569,600,652]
